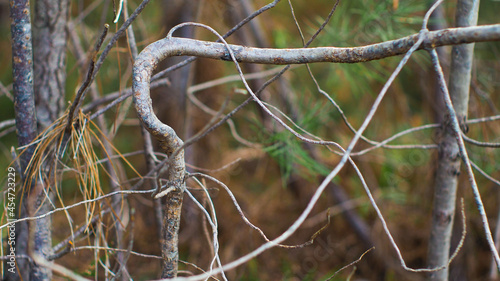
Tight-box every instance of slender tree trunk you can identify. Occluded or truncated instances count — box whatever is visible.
[8,0,37,279]
[428,1,448,123]
[428,1,479,280]
[23,0,69,279]
[33,0,69,128]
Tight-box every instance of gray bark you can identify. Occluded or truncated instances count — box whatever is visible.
[428,1,448,124]
[33,0,69,128]
[135,26,498,66]
[428,1,479,280]
[27,0,69,279]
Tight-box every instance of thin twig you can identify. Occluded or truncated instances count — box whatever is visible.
[124,0,139,60]
[86,78,170,119]
[73,0,154,114]
[472,79,499,113]
[187,66,286,94]
[462,133,500,147]
[469,160,500,186]
[32,254,90,281]
[66,245,162,259]
[66,24,109,132]
[182,73,288,151]
[179,260,220,281]
[49,210,108,260]
[467,114,500,124]
[185,185,227,280]
[263,100,439,155]
[289,0,379,150]
[187,87,260,147]
[188,172,331,250]
[0,189,154,230]
[150,0,282,82]
[0,119,16,130]
[0,126,16,139]
[324,247,374,281]
[490,192,500,279]
[0,81,13,101]
[0,254,32,261]
[185,158,242,173]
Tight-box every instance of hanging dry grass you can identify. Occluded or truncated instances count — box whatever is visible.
[20,108,141,230]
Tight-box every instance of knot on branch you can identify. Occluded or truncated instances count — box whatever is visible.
[154,178,186,199]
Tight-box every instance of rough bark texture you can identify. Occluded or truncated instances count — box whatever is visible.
[8,0,37,279]
[160,189,184,278]
[134,44,186,278]
[25,0,69,279]
[428,125,461,281]
[33,0,69,128]
[133,25,499,67]
[9,0,37,181]
[27,184,54,281]
[428,1,479,280]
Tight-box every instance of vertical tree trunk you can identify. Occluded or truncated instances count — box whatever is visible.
[33,0,69,128]
[8,0,37,280]
[428,1,479,280]
[28,0,69,279]
[428,0,448,123]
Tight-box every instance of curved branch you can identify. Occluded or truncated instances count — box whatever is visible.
[132,23,500,180]
[132,23,500,278]
[133,24,500,147]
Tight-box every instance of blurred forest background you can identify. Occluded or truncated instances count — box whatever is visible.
[1,0,500,280]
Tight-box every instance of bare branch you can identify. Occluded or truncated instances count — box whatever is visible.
[133,23,500,158]
[324,247,374,281]
[151,0,282,81]
[0,119,16,131]
[139,25,500,67]
[469,160,500,186]
[0,81,13,101]
[467,114,500,124]
[31,254,90,281]
[462,133,500,147]
[0,189,154,230]
[70,0,154,113]
[85,78,170,119]
[66,24,109,131]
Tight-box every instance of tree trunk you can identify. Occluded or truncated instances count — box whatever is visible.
[428,1,479,280]
[33,0,69,129]
[15,0,69,279]
[8,0,37,279]
[428,0,448,123]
